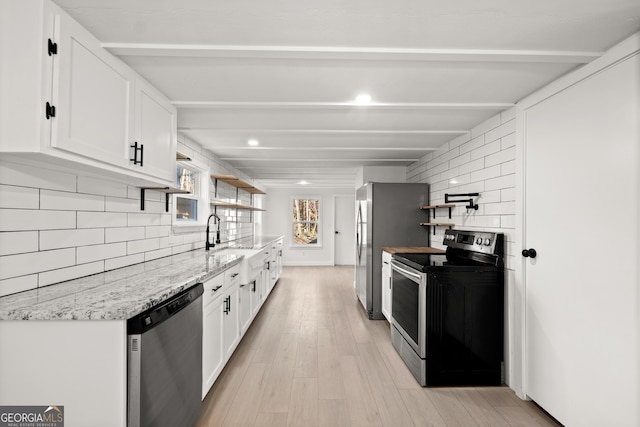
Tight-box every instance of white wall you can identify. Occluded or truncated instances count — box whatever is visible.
[356,166,407,187]
[264,187,354,266]
[407,108,517,385]
[0,133,261,297]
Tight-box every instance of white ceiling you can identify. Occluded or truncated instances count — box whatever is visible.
[53,0,640,189]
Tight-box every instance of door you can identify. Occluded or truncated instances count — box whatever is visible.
[522,54,639,426]
[334,194,356,265]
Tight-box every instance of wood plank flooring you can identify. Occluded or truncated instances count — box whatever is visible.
[195,266,561,427]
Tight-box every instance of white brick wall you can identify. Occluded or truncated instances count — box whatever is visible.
[0,133,263,297]
[407,108,517,271]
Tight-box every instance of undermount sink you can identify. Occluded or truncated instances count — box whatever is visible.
[223,248,266,283]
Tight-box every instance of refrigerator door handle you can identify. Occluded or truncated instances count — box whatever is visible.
[356,203,363,262]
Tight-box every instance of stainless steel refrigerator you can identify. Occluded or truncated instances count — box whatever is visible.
[355,182,430,319]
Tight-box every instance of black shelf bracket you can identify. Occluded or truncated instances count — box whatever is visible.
[445,193,480,211]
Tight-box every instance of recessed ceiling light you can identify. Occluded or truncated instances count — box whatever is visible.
[298,180,310,185]
[248,139,259,146]
[354,94,372,104]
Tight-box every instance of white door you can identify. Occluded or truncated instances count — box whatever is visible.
[334,195,356,265]
[522,53,639,427]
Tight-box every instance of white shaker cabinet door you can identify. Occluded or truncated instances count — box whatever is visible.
[133,78,177,183]
[51,10,135,169]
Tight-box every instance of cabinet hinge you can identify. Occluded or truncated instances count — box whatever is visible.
[47,39,58,56]
[45,102,56,120]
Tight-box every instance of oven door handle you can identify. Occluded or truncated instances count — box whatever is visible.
[391,259,423,281]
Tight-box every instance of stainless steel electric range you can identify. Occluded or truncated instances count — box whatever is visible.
[390,228,504,386]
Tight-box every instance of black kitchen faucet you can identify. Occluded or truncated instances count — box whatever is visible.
[205,213,221,250]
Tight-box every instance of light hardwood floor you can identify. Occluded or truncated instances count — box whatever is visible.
[195,266,561,427]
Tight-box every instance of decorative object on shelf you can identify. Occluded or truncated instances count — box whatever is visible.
[177,152,192,161]
[445,192,480,211]
[138,187,190,212]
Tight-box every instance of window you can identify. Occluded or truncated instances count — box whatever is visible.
[173,160,208,228]
[292,197,320,246]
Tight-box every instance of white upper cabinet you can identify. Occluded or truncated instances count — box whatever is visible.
[52,9,135,171]
[0,0,176,185]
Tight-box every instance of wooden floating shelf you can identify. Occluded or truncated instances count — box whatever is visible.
[420,204,456,210]
[210,201,265,211]
[420,203,456,219]
[420,222,455,235]
[138,186,190,212]
[212,174,266,195]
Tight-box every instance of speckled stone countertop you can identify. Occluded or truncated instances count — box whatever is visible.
[0,250,242,321]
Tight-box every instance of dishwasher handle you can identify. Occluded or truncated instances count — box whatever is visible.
[127,283,204,334]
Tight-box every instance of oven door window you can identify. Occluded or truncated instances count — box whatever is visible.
[392,269,420,346]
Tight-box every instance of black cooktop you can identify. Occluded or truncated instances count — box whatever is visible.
[392,252,447,271]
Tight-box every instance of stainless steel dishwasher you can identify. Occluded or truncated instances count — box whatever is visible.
[127,283,204,427]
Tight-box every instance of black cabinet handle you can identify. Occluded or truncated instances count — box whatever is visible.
[212,285,222,292]
[522,248,537,259]
[130,142,143,166]
[251,280,256,292]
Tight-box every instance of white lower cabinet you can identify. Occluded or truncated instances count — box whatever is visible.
[239,279,252,335]
[202,274,224,399]
[381,251,392,320]
[222,266,241,361]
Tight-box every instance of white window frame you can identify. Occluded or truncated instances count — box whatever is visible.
[172,158,209,231]
[290,195,322,248]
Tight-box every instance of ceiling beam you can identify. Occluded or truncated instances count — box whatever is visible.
[178,128,468,134]
[173,101,515,110]
[103,43,601,63]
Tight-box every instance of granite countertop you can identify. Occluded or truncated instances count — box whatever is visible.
[0,250,242,321]
[381,246,446,254]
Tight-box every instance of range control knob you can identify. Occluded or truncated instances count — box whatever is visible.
[476,237,483,245]
[483,238,491,246]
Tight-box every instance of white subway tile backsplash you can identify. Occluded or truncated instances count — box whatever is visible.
[0,231,38,256]
[0,248,76,280]
[470,139,501,161]
[501,215,516,229]
[501,160,516,176]
[39,261,104,287]
[0,210,76,232]
[449,132,472,149]
[501,188,516,201]
[105,253,145,271]
[477,190,501,204]
[485,119,516,143]
[470,165,501,182]
[449,152,471,169]
[77,176,127,198]
[485,174,516,191]
[41,190,105,211]
[458,158,485,175]
[501,133,516,149]
[40,228,104,250]
[105,196,141,213]
[484,202,516,215]
[77,211,127,229]
[144,248,173,262]
[105,226,145,243]
[127,212,164,227]
[0,161,76,192]
[470,114,501,138]
[0,275,38,297]
[459,135,485,155]
[486,146,516,168]
[0,185,39,209]
[77,242,127,264]
[127,238,160,255]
